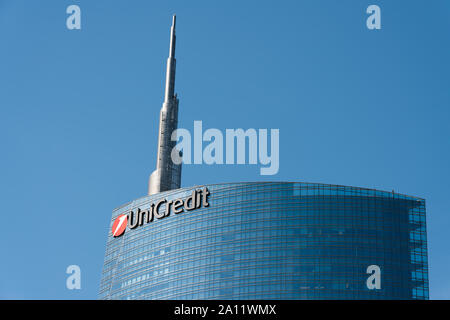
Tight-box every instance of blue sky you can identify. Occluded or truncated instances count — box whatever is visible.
[0,0,449,299]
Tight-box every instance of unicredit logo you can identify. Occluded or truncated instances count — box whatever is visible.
[112,214,128,237]
[111,187,210,238]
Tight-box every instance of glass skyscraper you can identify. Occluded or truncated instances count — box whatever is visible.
[99,182,429,300]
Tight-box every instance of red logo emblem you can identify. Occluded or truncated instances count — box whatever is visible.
[112,214,127,237]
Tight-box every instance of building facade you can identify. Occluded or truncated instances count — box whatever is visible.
[99,182,429,300]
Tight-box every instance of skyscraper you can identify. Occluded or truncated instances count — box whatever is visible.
[99,16,429,300]
[100,182,429,300]
[148,14,182,195]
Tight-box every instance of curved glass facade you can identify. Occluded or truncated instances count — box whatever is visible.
[99,182,428,300]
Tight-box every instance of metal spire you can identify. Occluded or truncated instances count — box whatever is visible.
[148,15,182,195]
[165,14,176,102]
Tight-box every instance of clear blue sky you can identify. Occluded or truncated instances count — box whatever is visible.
[0,0,449,299]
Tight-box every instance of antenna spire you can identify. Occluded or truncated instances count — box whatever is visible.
[169,14,176,58]
[148,15,182,195]
[164,14,177,102]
